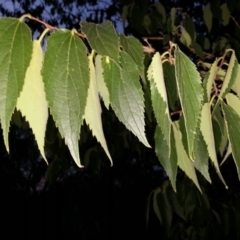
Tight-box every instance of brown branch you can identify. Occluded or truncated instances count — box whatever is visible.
[26,14,86,38]
[142,37,164,41]
[230,15,240,29]
[170,110,182,116]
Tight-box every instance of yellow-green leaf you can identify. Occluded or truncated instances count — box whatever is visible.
[16,40,48,162]
[83,53,112,166]
[173,123,201,192]
[200,102,227,187]
[148,52,171,148]
[95,54,110,109]
[232,64,240,98]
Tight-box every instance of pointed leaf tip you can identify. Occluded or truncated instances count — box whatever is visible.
[17,40,48,163]
[42,30,90,167]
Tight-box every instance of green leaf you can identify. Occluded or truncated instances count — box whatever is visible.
[119,34,144,79]
[42,30,90,167]
[200,102,227,187]
[170,8,176,30]
[148,52,171,147]
[83,53,112,166]
[183,15,196,41]
[221,3,230,26]
[192,41,204,60]
[155,125,177,191]
[163,61,178,111]
[0,17,32,151]
[173,123,201,192]
[80,21,119,64]
[232,64,240,98]
[16,40,48,162]
[102,52,150,147]
[227,0,238,13]
[213,104,228,156]
[121,5,130,28]
[214,50,238,113]
[174,45,203,158]
[226,93,240,116]
[153,183,173,234]
[155,2,166,24]
[180,27,192,47]
[210,0,222,20]
[204,58,219,102]
[193,128,211,183]
[222,102,240,180]
[95,54,110,109]
[203,3,213,32]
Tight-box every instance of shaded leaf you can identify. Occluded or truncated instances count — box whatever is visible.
[174,45,203,158]
[119,34,144,78]
[155,2,166,24]
[42,30,90,167]
[16,40,48,162]
[0,17,32,151]
[81,21,119,64]
[163,61,178,111]
[102,52,150,147]
[221,3,230,26]
[183,15,196,41]
[155,125,177,191]
[192,41,204,60]
[203,3,213,32]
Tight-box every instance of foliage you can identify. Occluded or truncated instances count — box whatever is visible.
[0,1,240,193]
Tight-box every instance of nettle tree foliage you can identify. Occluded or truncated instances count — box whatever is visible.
[0,0,240,192]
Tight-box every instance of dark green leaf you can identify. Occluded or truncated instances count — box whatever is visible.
[81,21,119,64]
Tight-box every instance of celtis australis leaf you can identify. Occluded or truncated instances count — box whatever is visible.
[16,40,48,163]
[102,52,150,147]
[0,17,32,151]
[42,30,90,167]
[83,53,112,166]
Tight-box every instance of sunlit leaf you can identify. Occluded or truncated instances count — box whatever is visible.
[42,30,90,167]
[204,58,218,102]
[174,45,203,158]
[81,21,119,64]
[193,128,211,183]
[222,102,240,180]
[83,53,112,166]
[213,50,238,113]
[180,27,192,47]
[200,102,227,187]
[0,17,32,151]
[95,54,110,109]
[173,122,201,192]
[148,52,171,147]
[232,64,240,98]
[16,40,48,162]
